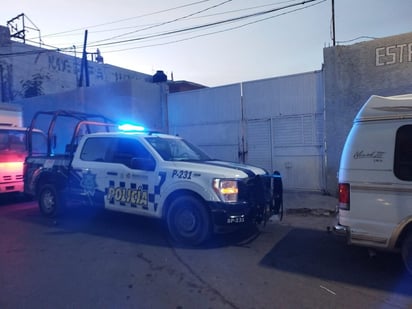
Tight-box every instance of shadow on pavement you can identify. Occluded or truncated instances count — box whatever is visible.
[0,193,32,206]
[0,199,263,250]
[260,226,412,295]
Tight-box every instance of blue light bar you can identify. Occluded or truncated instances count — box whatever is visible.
[118,124,146,132]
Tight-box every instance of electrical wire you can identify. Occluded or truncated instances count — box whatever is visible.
[103,0,327,53]
[40,0,297,40]
[91,0,233,44]
[1,0,326,58]
[337,36,377,44]
[85,0,322,49]
[24,0,320,49]
[40,0,215,38]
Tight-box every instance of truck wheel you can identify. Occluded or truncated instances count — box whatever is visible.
[38,184,64,218]
[402,232,412,274]
[167,196,211,246]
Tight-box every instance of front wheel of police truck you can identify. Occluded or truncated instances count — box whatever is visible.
[166,194,212,246]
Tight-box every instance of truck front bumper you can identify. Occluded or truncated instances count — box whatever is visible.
[208,172,283,228]
[208,201,269,227]
[0,181,24,193]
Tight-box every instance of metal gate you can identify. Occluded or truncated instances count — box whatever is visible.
[168,71,325,191]
[245,114,325,191]
[167,84,242,163]
[241,72,325,191]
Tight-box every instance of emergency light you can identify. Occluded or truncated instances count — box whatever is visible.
[118,124,146,132]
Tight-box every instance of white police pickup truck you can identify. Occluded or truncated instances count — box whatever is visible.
[24,110,283,245]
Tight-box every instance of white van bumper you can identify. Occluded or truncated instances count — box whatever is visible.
[333,223,348,237]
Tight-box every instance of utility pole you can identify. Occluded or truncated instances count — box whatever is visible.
[331,0,336,46]
[78,30,90,87]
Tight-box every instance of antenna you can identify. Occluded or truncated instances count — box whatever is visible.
[331,0,336,46]
[7,13,42,46]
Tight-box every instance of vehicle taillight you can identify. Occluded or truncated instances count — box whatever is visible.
[338,183,350,210]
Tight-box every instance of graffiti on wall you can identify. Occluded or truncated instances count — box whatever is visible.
[20,72,50,98]
[47,54,148,82]
[48,54,104,80]
[0,46,151,102]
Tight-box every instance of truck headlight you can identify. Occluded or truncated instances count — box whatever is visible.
[213,179,238,203]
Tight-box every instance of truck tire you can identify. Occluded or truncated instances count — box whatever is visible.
[38,184,64,218]
[402,231,412,274]
[167,195,211,246]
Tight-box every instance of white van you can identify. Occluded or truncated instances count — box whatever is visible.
[334,94,412,273]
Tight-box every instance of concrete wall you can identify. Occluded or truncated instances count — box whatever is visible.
[17,79,167,132]
[0,26,152,102]
[324,32,412,194]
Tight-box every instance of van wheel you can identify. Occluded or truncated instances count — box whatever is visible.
[401,232,412,274]
[38,184,64,218]
[167,196,211,246]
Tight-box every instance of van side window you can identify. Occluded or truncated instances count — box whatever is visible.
[394,125,412,181]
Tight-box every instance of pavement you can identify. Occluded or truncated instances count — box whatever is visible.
[274,190,338,230]
[283,190,337,213]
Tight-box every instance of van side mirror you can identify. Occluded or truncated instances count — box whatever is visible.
[131,157,156,171]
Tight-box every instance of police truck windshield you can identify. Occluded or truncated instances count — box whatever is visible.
[145,136,211,161]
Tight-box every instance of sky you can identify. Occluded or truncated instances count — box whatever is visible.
[0,0,411,87]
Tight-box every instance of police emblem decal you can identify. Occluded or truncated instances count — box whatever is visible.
[80,170,98,196]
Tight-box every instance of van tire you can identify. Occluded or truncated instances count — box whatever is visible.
[38,184,65,218]
[166,195,211,246]
[401,232,412,274]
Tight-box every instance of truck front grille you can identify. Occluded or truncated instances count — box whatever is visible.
[238,175,271,205]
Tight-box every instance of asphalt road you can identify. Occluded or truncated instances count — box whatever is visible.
[0,195,411,309]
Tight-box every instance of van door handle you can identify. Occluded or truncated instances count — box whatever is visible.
[107,171,118,176]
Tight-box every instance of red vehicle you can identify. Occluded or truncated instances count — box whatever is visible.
[0,125,45,194]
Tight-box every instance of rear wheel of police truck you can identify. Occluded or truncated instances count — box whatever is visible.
[38,184,65,218]
[166,195,212,246]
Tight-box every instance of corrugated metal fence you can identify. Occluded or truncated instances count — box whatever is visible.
[168,71,325,191]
